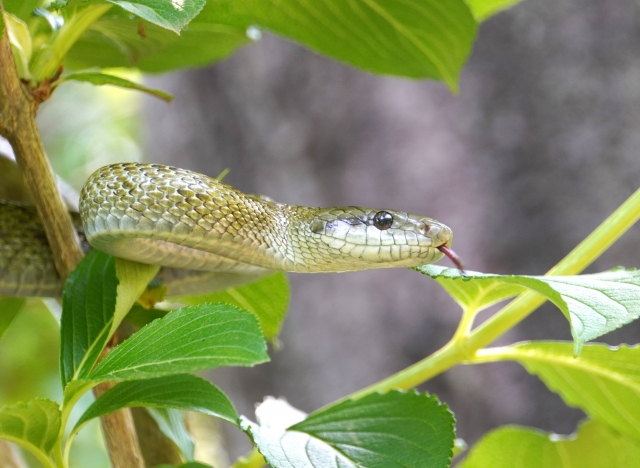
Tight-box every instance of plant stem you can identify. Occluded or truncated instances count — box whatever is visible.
[465,186,640,352]
[0,7,83,279]
[30,4,112,81]
[1,9,145,466]
[345,187,640,400]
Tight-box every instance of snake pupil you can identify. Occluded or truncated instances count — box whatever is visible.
[372,211,394,230]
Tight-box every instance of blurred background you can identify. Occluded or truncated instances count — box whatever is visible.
[5,0,640,464]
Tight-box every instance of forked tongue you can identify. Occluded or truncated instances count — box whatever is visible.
[437,245,466,274]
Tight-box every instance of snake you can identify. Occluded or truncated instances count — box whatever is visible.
[0,163,462,298]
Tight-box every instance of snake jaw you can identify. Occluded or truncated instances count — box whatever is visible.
[437,245,466,274]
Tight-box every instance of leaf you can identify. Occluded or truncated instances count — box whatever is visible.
[480,342,640,441]
[236,0,477,89]
[125,304,168,328]
[75,374,239,431]
[104,0,206,33]
[418,266,640,353]
[0,297,25,339]
[178,272,289,342]
[60,250,159,388]
[2,11,32,78]
[242,391,455,468]
[0,398,61,463]
[146,408,195,461]
[65,3,251,72]
[87,303,268,382]
[464,0,523,21]
[60,71,174,101]
[458,420,640,468]
[416,265,524,312]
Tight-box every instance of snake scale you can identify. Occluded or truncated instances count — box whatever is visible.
[0,163,462,297]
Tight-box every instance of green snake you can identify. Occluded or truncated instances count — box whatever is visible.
[0,163,462,297]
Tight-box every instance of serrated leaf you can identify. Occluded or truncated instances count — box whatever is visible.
[60,71,173,101]
[60,250,159,387]
[177,272,289,342]
[0,398,60,463]
[416,265,524,312]
[418,266,640,353]
[146,408,195,461]
[105,0,205,33]
[87,303,268,382]
[459,420,640,468]
[0,297,25,339]
[236,0,477,88]
[242,391,455,468]
[480,342,640,441]
[66,3,250,72]
[464,0,523,21]
[75,374,239,432]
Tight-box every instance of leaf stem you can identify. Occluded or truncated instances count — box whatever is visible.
[30,4,112,81]
[345,187,640,400]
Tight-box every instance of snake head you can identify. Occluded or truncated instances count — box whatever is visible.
[301,206,454,272]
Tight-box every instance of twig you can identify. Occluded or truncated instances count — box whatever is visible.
[0,13,82,277]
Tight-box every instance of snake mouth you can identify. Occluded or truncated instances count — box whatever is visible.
[437,245,466,274]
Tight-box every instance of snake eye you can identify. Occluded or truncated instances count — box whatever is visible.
[372,211,394,230]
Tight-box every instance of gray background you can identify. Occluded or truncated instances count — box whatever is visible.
[144,0,640,459]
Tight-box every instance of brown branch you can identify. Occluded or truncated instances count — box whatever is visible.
[0,13,82,277]
[93,383,145,468]
[0,11,145,467]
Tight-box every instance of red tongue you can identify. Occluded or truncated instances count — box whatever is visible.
[437,245,466,274]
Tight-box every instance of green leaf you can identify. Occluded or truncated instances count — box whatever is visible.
[464,0,523,21]
[459,420,640,468]
[417,266,524,312]
[3,11,32,78]
[0,297,25,339]
[146,408,195,461]
[418,266,640,353]
[60,250,159,387]
[87,303,268,382]
[480,342,640,441]
[0,398,61,465]
[104,0,206,33]
[60,71,174,101]
[178,272,289,342]
[65,3,250,72]
[242,391,455,468]
[125,304,168,328]
[75,374,239,432]
[236,0,477,88]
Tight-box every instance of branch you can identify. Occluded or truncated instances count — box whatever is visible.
[0,14,82,277]
[0,10,145,466]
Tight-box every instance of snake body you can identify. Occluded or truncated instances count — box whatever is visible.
[0,163,454,297]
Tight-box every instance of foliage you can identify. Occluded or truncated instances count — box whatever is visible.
[1,0,640,467]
